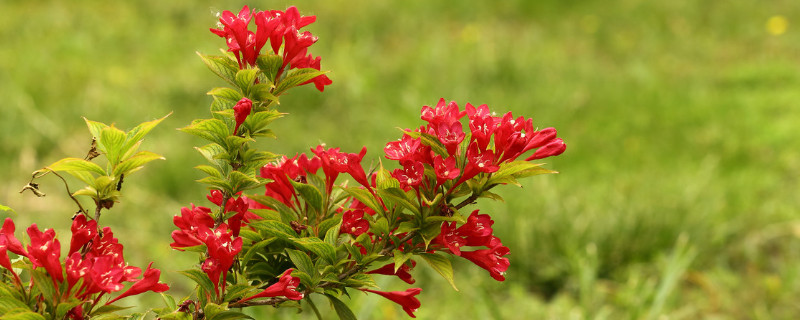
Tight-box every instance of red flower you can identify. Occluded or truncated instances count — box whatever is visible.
[433,155,460,187]
[433,221,466,256]
[69,215,98,255]
[362,288,422,318]
[366,260,417,284]
[420,98,466,127]
[311,145,372,194]
[454,142,499,187]
[211,6,256,68]
[460,243,510,281]
[233,97,252,135]
[199,225,242,295]
[341,209,369,236]
[0,218,26,256]
[171,204,215,250]
[26,224,63,283]
[436,122,466,156]
[106,262,169,305]
[238,269,303,304]
[457,210,495,247]
[384,135,422,163]
[392,161,425,191]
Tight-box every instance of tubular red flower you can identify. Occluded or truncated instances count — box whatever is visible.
[366,260,417,284]
[0,218,26,256]
[26,224,63,283]
[362,288,422,318]
[69,215,98,255]
[105,262,169,305]
[238,269,304,304]
[384,134,422,162]
[171,204,214,250]
[460,244,510,281]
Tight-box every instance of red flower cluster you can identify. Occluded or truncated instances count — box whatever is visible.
[260,153,321,208]
[171,190,263,297]
[0,217,168,317]
[433,210,510,281]
[385,98,565,191]
[210,5,332,91]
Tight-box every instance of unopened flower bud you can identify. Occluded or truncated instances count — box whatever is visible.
[233,97,252,135]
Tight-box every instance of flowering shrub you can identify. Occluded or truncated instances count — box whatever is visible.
[2,5,565,319]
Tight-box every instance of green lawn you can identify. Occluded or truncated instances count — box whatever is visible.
[2,0,800,318]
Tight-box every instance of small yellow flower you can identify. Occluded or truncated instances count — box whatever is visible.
[766,15,788,36]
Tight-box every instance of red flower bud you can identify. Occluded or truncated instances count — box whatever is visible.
[526,138,566,160]
[233,97,252,135]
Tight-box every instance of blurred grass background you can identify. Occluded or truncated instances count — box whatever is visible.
[2,0,800,318]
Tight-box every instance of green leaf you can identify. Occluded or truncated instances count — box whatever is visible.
[234,69,259,94]
[250,83,278,103]
[290,180,324,213]
[198,52,239,85]
[403,130,449,158]
[249,219,297,239]
[0,203,14,214]
[242,238,276,265]
[375,163,400,190]
[31,268,57,303]
[207,87,243,102]
[393,250,414,272]
[256,54,284,81]
[229,171,263,194]
[100,125,127,164]
[203,303,226,319]
[486,161,555,186]
[291,237,337,264]
[0,309,46,320]
[0,296,29,313]
[342,273,378,289]
[195,143,228,169]
[209,310,254,320]
[46,157,106,176]
[274,68,326,96]
[419,253,458,291]
[248,194,299,223]
[194,165,223,179]
[370,217,390,236]
[342,187,383,215]
[224,284,257,302]
[325,294,358,320]
[180,118,230,146]
[377,188,420,216]
[178,269,216,295]
[112,151,164,176]
[286,249,314,275]
[56,299,84,319]
[89,304,133,316]
[161,293,178,310]
[244,110,283,136]
[393,221,419,235]
[84,118,109,141]
[121,113,170,157]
